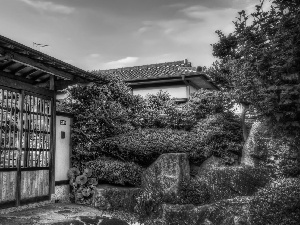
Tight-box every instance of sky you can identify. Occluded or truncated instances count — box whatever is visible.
[0,0,262,71]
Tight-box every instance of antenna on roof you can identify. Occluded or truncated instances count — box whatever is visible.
[33,42,49,51]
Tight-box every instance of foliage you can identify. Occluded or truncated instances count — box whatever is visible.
[68,167,98,205]
[186,89,233,120]
[86,157,144,186]
[201,166,271,202]
[209,0,300,133]
[57,74,140,168]
[131,91,196,130]
[99,128,210,167]
[192,112,244,160]
[177,177,210,205]
[249,178,300,225]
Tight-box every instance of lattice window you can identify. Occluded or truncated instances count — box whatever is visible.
[0,88,20,168]
[0,87,52,169]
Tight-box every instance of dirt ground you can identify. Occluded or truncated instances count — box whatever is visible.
[0,203,140,225]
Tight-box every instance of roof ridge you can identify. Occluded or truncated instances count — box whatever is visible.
[98,59,191,72]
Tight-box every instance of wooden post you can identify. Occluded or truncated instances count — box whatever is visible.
[49,75,56,196]
[15,90,24,207]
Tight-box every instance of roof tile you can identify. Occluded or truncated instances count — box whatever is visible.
[93,60,196,81]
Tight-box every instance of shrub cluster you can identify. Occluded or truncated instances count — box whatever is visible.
[177,177,210,205]
[131,91,196,130]
[249,178,300,225]
[86,157,144,186]
[99,128,210,167]
[192,112,244,159]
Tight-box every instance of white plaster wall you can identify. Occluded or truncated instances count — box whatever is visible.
[55,115,72,182]
[133,85,187,98]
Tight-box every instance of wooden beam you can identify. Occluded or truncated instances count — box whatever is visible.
[34,80,50,88]
[49,75,55,90]
[0,72,54,96]
[0,47,74,80]
[20,68,36,78]
[31,72,48,80]
[10,64,27,74]
[0,70,35,84]
[0,61,15,70]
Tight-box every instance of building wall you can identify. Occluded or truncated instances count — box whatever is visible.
[133,85,187,98]
[55,115,72,182]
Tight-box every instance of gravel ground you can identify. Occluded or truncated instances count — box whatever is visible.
[0,203,141,225]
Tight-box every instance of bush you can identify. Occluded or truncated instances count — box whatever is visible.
[86,157,144,186]
[186,89,232,119]
[99,128,210,167]
[249,178,300,225]
[177,177,210,205]
[192,112,243,160]
[201,166,271,202]
[131,91,196,130]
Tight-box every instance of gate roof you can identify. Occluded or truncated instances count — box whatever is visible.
[0,34,101,91]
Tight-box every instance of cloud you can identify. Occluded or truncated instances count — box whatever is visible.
[20,0,74,14]
[103,57,139,69]
[89,53,100,58]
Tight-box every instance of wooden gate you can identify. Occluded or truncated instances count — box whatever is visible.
[0,85,53,208]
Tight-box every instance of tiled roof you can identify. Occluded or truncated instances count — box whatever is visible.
[94,59,196,81]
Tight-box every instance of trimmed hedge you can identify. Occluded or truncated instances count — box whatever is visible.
[249,178,300,225]
[99,128,210,167]
[86,157,144,186]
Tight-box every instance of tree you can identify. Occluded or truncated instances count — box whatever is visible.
[209,0,300,138]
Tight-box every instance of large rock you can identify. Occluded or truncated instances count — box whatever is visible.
[160,197,251,225]
[142,153,190,200]
[92,185,141,213]
[249,178,300,225]
[242,121,300,177]
[197,156,225,175]
[200,166,270,202]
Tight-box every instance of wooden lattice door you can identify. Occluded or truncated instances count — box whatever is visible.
[0,85,53,208]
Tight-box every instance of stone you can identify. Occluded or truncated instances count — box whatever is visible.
[160,197,251,225]
[92,185,141,213]
[200,166,270,202]
[198,156,225,175]
[141,153,190,200]
[241,121,300,177]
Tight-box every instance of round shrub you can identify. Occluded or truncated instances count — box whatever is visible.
[99,128,210,167]
[192,112,243,160]
[249,178,300,225]
[86,157,144,186]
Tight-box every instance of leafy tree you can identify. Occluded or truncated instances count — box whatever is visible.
[209,0,300,137]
